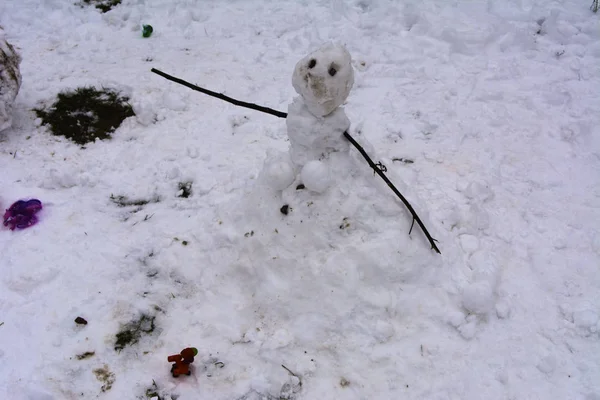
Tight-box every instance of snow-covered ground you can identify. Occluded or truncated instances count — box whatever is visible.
[1,0,599,399]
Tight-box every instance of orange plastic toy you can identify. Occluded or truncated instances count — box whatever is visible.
[168,347,198,377]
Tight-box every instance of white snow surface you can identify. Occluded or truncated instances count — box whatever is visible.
[0,1,599,399]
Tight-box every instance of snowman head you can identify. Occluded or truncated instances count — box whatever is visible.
[292,43,354,117]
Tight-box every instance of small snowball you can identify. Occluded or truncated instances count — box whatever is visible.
[457,319,477,340]
[265,161,294,190]
[468,250,500,284]
[468,204,490,230]
[574,310,599,329]
[374,319,394,343]
[463,181,494,202]
[462,281,495,314]
[262,152,296,190]
[459,234,480,254]
[292,42,354,117]
[167,167,181,179]
[447,311,466,328]
[41,169,79,189]
[537,355,556,374]
[250,375,271,394]
[301,160,331,193]
[132,101,157,126]
[495,299,511,319]
[266,328,293,349]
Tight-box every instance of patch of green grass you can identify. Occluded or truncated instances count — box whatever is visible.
[114,314,156,351]
[34,86,134,145]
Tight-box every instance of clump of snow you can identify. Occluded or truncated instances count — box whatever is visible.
[462,280,496,314]
[0,26,21,132]
[459,234,480,254]
[292,42,354,117]
[573,309,599,336]
[461,250,500,315]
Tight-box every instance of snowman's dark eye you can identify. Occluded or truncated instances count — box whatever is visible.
[308,59,316,68]
[328,64,337,76]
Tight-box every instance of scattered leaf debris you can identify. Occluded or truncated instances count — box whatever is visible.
[392,157,414,164]
[76,351,95,360]
[93,364,115,392]
[339,217,350,230]
[110,194,160,208]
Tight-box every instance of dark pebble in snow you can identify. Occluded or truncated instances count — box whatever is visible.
[75,317,88,325]
[296,184,305,190]
[280,205,289,215]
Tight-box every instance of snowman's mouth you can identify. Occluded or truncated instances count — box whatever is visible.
[307,74,326,100]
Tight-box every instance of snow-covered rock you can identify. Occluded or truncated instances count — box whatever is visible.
[0,26,21,132]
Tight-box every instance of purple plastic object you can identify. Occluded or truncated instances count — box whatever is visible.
[3,199,43,230]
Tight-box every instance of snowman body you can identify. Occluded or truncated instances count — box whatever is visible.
[263,42,355,193]
[286,96,350,169]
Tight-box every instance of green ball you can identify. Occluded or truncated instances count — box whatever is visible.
[142,24,153,38]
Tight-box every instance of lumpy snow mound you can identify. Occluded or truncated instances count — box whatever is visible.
[0,26,21,132]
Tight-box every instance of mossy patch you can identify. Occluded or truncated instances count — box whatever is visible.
[79,0,122,13]
[34,86,134,145]
[114,314,156,351]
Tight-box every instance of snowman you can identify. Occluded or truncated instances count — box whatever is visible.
[262,42,355,193]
